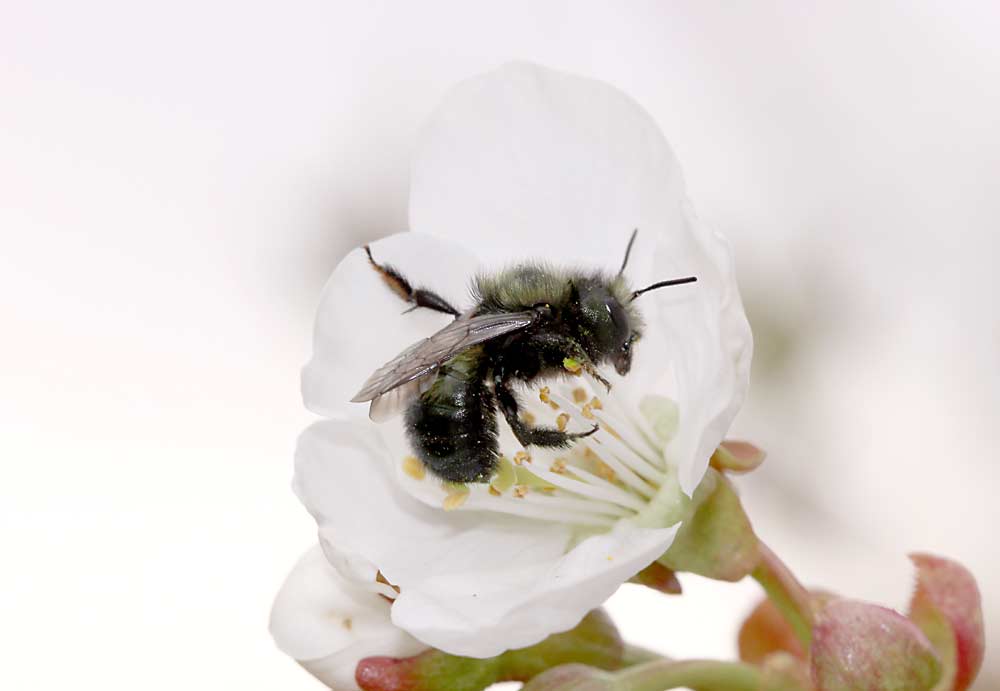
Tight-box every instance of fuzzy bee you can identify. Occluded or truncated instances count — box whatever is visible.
[352,231,696,483]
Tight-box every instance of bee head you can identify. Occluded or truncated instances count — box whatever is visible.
[573,278,641,376]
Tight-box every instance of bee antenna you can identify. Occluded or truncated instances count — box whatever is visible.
[630,276,698,301]
[618,228,639,276]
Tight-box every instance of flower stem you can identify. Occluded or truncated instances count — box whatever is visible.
[751,541,814,646]
[615,659,764,691]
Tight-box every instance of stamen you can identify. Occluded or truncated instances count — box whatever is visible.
[513,450,531,465]
[464,493,616,527]
[581,437,657,497]
[572,387,588,404]
[525,464,646,512]
[556,412,570,431]
[597,428,667,482]
[513,484,528,498]
[443,487,469,511]
[402,455,426,480]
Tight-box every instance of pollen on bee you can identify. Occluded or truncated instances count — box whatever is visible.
[402,455,426,480]
[513,484,529,498]
[513,450,531,465]
[572,387,588,404]
[550,458,569,474]
[520,410,536,425]
[562,357,582,374]
[555,412,570,431]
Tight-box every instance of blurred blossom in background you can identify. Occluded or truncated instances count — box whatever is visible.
[1,2,996,689]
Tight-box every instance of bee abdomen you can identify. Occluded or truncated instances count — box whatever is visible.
[405,373,499,483]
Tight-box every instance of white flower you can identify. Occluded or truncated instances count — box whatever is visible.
[294,63,752,658]
[270,545,428,690]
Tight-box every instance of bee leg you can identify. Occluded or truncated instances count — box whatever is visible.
[364,245,460,317]
[495,379,599,448]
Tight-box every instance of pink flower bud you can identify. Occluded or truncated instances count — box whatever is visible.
[810,599,942,691]
[908,553,984,691]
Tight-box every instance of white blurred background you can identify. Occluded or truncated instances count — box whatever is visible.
[1,1,996,688]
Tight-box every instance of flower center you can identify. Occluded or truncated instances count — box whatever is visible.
[399,375,686,531]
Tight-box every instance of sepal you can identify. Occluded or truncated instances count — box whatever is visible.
[908,553,984,691]
[356,609,623,691]
[658,469,760,581]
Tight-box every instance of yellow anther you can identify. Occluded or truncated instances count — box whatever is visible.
[513,484,529,498]
[562,357,582,374]
[572,387,588,404]
[539,386,551,403]
[402,455,426,480]
[540,486,557,494]
[514,450,531,465]
[443,491,469,511]
[596,461,617,482]
[581,403,595,420]
[550,458,569,474]
[589,396,603,410]
[343,617,353,630]
[488,485,502,497]
[556,412,570,432]
[521,410,536,425]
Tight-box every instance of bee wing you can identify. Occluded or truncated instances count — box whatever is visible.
[367,377,433,423]
[351,311,538,411]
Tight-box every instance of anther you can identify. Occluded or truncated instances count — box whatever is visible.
[514,450,531,465]
[513,484,529,499]
[556,412,570,431]
[402,455,426,480]
[572,387,588,404]
[443,488,470,511]
[550,458,569,474]
[521,410,536,425]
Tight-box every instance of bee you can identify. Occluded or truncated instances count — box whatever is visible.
[352,231,696,483]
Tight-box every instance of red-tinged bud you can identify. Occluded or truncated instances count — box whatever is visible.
[710,440,766,474]
[659,469,760,581]
[629,561,682,594]
[738,597,806,664]
[356,609,624,691]
[739,590,835,664]
[810,599,942,691]
[908,553,984,691]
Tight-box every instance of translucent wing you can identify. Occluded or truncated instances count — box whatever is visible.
[351,311,537,412]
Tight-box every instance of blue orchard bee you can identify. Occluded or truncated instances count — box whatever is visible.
[352,231,696,483]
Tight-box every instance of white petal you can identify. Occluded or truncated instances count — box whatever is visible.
[408,63,752,496]
[295,420,680,658]
[390,520,678,658]
[302,232,478,420]
[410,62,677,281]
[640,202,753,495]
[270,546,427,690]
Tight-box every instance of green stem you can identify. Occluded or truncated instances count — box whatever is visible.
[621,643,667,667]
[615,659,763,691]
[751,542,814,647]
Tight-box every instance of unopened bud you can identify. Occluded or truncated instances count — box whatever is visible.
[810,599,942,691]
